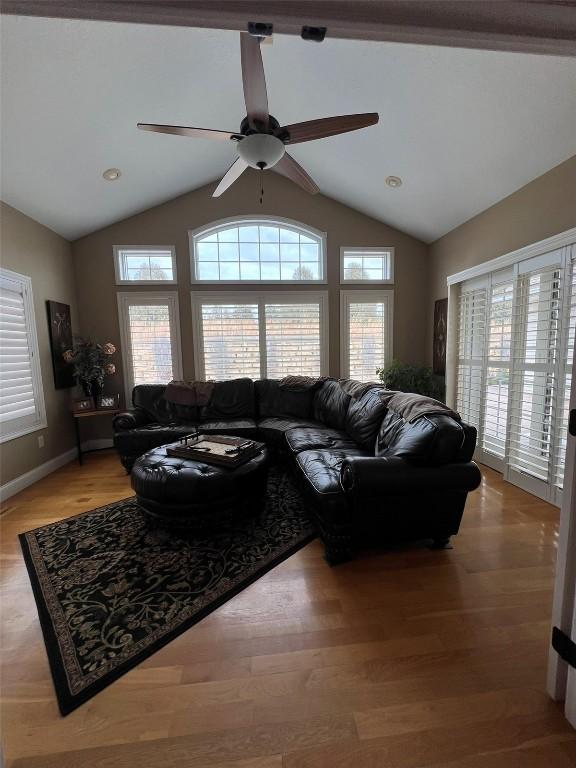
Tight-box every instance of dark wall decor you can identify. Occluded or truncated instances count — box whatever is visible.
[433,298,448,376]
[46,300,75,389]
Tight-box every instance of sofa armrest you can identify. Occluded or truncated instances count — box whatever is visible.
[340,456,482,495]
[112,409,152,432]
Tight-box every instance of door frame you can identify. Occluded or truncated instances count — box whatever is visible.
[547,332,576,726]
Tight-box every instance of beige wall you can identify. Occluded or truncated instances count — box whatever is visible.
[72,170,429,433]
[0,202,78,485]
[426,155,576,361]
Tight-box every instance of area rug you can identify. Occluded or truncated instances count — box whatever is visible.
[19,467,315,715]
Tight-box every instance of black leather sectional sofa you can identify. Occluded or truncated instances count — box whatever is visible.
[113,378,481,564]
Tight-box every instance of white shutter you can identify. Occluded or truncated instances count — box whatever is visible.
[191,292,328,380]
[117,292,182,400]
[0,270,45,442]
[340,290,393,381]
[506,254,564,496]
[265,302,321,378]
[454,242,576,505]
[554,248,576,491]
[456,283,487,432]
[481,274,514,465]
[199,303,260,380]
[127,305,175,385]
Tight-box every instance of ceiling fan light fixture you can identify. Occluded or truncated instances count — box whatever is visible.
[237,133,285,169]
[385,175,402,188]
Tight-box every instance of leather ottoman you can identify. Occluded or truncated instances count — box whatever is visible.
[131,443,269,528]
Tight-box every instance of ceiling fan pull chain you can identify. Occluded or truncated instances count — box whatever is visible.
[259,169,264,205]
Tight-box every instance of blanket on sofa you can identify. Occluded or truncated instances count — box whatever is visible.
[379,390,461,423]
[164,380,215,406]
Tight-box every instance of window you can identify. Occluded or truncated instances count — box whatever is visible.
[454,243,576,505]
[0,269,46,443]
[340,290,394,381]
[191,292,328,380]
[340,248,394,283]
[114,246,176,284]
[117,292,183,401]
[190,217,326,283]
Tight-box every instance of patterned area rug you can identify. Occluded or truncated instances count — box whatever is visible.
[20,467,315,715]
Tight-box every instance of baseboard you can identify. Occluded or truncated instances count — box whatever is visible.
[0,439,116,504]
[0,448,77,503]
[81,438,114,451]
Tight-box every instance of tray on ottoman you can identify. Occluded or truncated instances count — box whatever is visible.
[166,433,265,468]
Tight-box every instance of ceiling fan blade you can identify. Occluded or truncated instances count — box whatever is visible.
[281,113,379,144]
[240,33,269,129]
[213,157,249,198]
[272,153,319,195]
[138,123,243,141]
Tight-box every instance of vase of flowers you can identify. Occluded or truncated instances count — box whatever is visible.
[63,338,117,406]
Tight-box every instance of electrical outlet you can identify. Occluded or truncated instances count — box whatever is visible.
[37,435,45,448]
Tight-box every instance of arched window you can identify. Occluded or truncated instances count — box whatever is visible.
[190,217,326,283]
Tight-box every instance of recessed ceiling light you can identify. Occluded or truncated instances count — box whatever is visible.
[102,168,121,181]
[385,175,402,188]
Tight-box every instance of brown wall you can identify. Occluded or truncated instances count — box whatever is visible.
[426,155,576,362]
[0,202,78,485]
[72,170,429,434]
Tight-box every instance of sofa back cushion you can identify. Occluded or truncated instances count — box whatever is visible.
[344,387,388,450]
[313,379,351,430]
[133,385,198,424]
[199,378,255,420]
[376,410,466,466]
[255,379,314,419]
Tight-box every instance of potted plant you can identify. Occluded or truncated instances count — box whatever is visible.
[63,338,117,405]
[376,360,445,401]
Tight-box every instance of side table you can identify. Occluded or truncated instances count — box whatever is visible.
[72,409,119,465]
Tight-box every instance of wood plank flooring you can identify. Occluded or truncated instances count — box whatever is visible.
[1,452,575,767]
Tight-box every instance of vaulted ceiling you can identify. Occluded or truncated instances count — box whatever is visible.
[2,15,576,242]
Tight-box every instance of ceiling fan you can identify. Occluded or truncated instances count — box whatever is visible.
[138,33,379,198]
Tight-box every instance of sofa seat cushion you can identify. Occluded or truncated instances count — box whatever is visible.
[257,417,319,447]
[285,426,359,455]
[312,380,351,430]
[113,423,198,456]
[199,418,258,438]
[295,448,368,496]
[344,386,388,450]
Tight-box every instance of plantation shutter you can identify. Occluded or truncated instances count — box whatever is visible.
[506,251,565,497]
[480,270,514,467]
[264,302,321,378]
[118,292,182,402]
[0,273,44,436]
[200,303,260,380]
[127,303,176,386]
[553,247,576,492]
[340,291,393,382]
[456,281,487,432]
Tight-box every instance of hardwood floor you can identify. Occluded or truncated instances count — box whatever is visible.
[1,451,575,767]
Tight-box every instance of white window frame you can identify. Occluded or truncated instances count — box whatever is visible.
[191,290,329,380]
[0,268,47,443]
[189,216,327,284]
[340,247,394,285]
[339,289,394,379]
[117,291,183,403]
[113,246,177,285]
